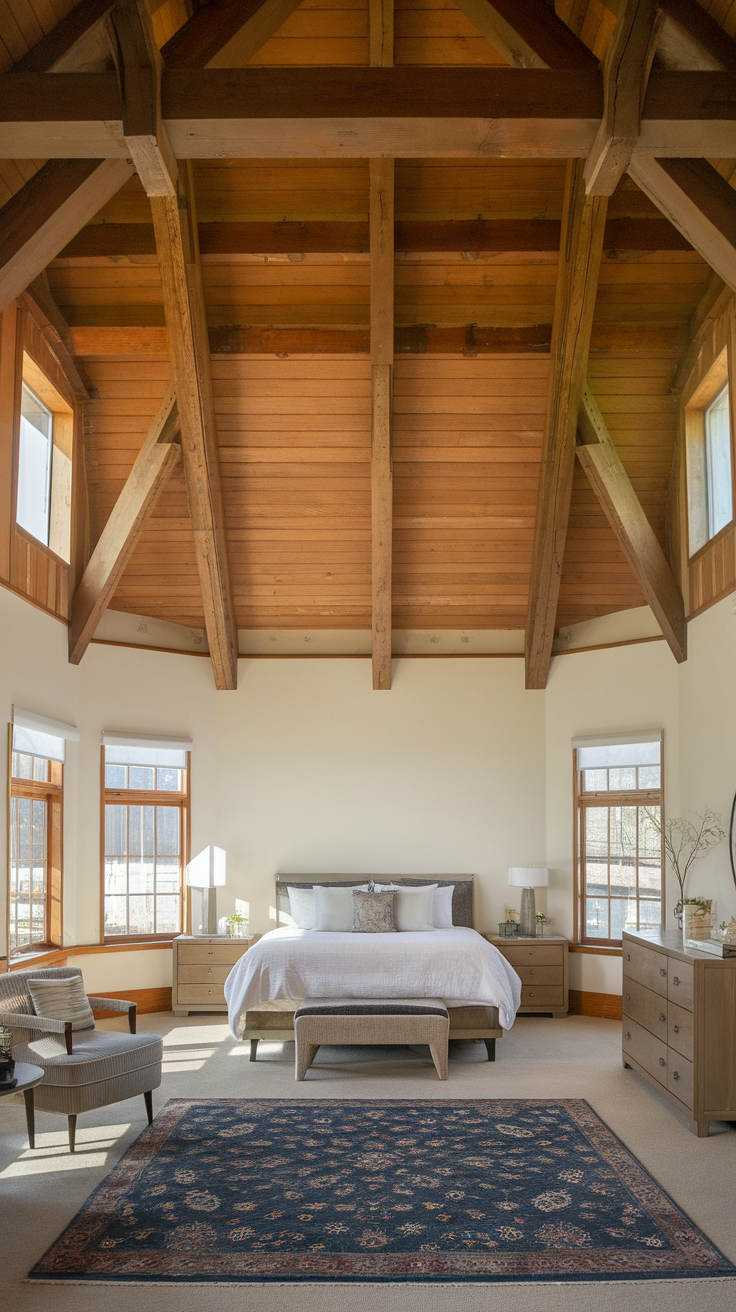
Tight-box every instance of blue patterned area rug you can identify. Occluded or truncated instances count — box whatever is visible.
[29,1098,735,1284]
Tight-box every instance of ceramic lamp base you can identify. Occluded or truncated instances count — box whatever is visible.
[520,887,537,937]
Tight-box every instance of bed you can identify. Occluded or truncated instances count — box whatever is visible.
[224,875,521,1059]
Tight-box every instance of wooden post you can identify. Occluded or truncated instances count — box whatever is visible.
[584,0,661,197]
[525,160,608,690]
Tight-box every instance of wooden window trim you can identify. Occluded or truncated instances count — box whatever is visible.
[573,746,665,949]
[100,747,191,943]
[683,327,736,562]
[7,727,63,958]
[14,341,75,565]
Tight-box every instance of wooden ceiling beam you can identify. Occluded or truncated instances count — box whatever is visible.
[69,386,181,665]
[0,159,134,316]
[657,0,736,72]
[585,0,661,197]
[109,0,178,199]
[370,159,394,692]
[58,216,693,257]
[576,385,686,662]
[628,157,736,295]
[525,160,608,690]
[3,69,736,159]
[452,0,597,69]
[13,0,115,72]
[150,164,239,690]
[162,0,304,69]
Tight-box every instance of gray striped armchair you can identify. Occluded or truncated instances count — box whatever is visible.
[0,966,163,1152]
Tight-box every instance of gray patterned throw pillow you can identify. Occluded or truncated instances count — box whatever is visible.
[352,890,397,933]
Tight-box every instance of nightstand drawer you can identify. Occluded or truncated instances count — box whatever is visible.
[177,984,227,1005]
[514,966,563,986]
[623,978,668,1042]
[667,1052,693,1109]
[178,944,246,965]
[178,964,232,985]
[501,945,564,967]
[520,986,565,1007]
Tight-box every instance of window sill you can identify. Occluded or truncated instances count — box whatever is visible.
[569,944,623,956]
[3,939,176,971]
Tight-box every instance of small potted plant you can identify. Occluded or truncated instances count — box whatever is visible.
[225,911,249,939]
[535,912,551,936]
[498,908,519,938]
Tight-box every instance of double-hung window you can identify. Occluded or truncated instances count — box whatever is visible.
[574,733,664,947]
[8,710,77,957]
[102,736,190,941]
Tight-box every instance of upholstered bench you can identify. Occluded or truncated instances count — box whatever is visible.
[294,998,450,1080]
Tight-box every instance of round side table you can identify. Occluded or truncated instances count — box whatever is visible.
[0,1061,44,1148]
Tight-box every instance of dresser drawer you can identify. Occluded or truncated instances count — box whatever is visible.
[178,944,247,965]
[513,966,563,986]
[667,1000,694,1059]
[178,964,232,985]
[622,941,668,997]
[501,945,564,967]
[177,983,227,1005]
[623,978,667,1042]
[667,1051,694,1109]
[623,1016,668,1086]
[667,960,694,1011]
[520,986,565,1008]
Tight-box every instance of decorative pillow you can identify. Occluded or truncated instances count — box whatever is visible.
[28,976,95,1032]
[352,890,397,933]
[374,882,450,929]
[287,886,316,930]
[434,884,455,928]
[313,884,370,932]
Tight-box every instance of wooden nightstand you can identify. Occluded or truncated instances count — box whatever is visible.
[172,934,256,1016]
[485,935,569,1016]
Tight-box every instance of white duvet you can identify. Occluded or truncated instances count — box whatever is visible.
[225,926,521,1037]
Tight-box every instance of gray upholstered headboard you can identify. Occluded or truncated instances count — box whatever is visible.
[275,875,474,929]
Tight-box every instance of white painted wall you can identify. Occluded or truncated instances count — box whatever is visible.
[3,585,736,1001]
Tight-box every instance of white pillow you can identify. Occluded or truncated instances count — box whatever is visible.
[287,886,316,930]
[434,884,455,928]
[314,885,369,932]
[374,882,453,929]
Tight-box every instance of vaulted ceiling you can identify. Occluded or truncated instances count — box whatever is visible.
[1,0,735,688]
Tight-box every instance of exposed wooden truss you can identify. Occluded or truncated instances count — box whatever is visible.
[161,0,305,69]
[658,0,736,72]
[109,0,178,199]
[150,165,238,689]
[628,158,736,295]
[2,69,736,159]
[525,160,608,690]
[14,0,115,71]
[576,385,686,662]
[69,387,181,664]
[453,0,597,69]
[584,0,661,197]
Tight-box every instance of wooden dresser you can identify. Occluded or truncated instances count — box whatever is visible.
[172,935,256,1016]
[485,935,569,1016]
[622,928,736,1137]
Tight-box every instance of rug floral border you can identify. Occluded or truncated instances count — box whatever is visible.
[29,1098,736,1284]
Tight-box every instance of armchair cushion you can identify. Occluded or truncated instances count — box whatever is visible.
[28,975,95,1032]
[13,1029,163,1087]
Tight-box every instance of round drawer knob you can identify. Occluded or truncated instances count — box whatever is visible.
[673,1071,680,1081]
[659,1057,666,1067]
[673,976,680,986]
[625,1032,631,1040]
[625,993,630,1002]
[626,953,631,961]
[659,968,667,977]
[659,1013,666,1023]
[674,1024,679,1033]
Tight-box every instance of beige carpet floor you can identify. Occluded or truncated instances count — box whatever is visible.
[1,1011,735,1312]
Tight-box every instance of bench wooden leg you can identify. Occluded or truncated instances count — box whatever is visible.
[429,1039,448,1080]
[484,1038,496,1062]
[296,1042,320,1081]
[249,1039,259,1062]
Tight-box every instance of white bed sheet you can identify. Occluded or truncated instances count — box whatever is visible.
[224,926,521,1037]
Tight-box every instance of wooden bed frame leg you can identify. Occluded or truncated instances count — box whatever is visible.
[250,1039,259,1062]
[484,1038,496,1062]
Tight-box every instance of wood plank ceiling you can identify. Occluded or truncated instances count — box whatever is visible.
[1,0,733,663]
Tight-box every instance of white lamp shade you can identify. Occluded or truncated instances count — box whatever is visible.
[187,846,226,888]
[508,866,549,888]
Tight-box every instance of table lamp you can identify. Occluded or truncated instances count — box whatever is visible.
[187,846,226,935]
[508,867,549,937]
